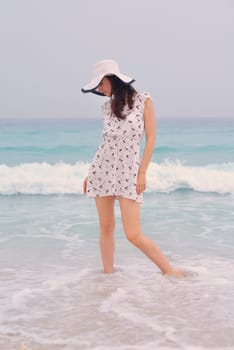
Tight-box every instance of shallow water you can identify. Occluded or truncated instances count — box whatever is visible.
[0,193,234,350]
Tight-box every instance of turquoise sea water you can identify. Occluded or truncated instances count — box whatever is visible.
[0,117,234,350]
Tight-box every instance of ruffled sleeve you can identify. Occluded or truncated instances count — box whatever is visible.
[135,92,151,116]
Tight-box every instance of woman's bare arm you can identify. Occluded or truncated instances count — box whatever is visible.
[136,97,156,194]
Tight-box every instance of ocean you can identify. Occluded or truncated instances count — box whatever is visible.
[0,117,234,350]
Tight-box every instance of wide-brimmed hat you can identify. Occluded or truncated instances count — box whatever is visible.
[81,59,135,96]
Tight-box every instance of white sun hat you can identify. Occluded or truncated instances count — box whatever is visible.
[81,59,135,95]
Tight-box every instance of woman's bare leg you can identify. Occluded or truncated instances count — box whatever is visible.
[119,197,183,276]
[95,196,115,274]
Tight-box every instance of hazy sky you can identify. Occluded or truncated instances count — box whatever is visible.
[0,0,234,119]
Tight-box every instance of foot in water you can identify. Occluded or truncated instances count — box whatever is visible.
[164,269,187,278]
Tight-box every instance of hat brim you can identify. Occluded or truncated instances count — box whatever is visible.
[81,73,135,96]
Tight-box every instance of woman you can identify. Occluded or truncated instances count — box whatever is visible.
[82,59,183,277]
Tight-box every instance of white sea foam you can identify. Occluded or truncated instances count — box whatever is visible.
[0,161,234,195]
[1,257,234,350]
[0,161,88,195]
[11,288,34,309]
[148,161,234,194]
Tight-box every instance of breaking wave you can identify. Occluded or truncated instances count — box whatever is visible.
[0,161,233,195]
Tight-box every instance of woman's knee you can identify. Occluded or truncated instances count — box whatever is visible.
[99,220,115,235]
[125,230,142,247]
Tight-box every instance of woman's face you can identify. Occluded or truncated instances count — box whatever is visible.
[97,77,112,96]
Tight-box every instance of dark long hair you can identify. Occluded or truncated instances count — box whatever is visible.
[106,75,136,120]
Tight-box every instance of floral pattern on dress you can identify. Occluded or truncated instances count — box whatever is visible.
[87,92,151,203]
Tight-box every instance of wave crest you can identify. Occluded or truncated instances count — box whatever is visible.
[0,161,233,195]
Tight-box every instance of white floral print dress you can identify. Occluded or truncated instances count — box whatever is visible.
[87,92,151,203]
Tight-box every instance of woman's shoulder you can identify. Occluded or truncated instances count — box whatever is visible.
[134,92,152,109]
[131,92,152,115]
[134,91,152,102]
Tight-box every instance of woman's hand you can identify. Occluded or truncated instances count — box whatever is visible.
[83,176,88,194]
[136,170,146,194]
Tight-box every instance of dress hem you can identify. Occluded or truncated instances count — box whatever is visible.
[86,193,143,204]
